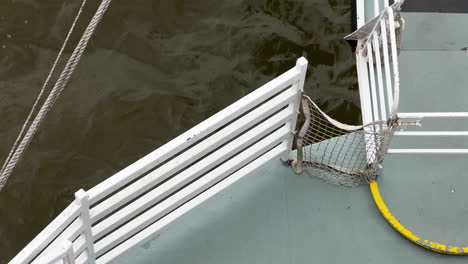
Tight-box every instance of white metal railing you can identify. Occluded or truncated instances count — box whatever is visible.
[391,113,468,154]
[355,2,401,124]
[356,0,389,124]
[353,1,402,164]
[356,1,468,154]
[9,58,308,264]
[34,241,75,264]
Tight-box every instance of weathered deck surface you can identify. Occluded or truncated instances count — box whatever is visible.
[113,10,468,264]
[378,10,468,255]
[113,157,464,264]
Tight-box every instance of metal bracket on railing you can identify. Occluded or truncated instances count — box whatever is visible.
[395,117,422,127]
[289,96,311,174]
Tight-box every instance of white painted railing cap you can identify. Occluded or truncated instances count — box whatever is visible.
[296,57,308,67]
[75,189,89,200]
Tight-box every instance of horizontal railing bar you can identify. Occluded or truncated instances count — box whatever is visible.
[94,127,289,257]
[75,250,88,264]
[33,240,73,264]
[394,131,468,136]
[33,218,84,264]
[92,108,294,240]
[89,87,297,223]
[9,201,82,264]
[398,112,468,118]
[388,149,468,154]
[95,143,288,264]
[87,67,301,205]
[72,234,87,260]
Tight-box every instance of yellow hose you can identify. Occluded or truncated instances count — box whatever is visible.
[369,181,468,255]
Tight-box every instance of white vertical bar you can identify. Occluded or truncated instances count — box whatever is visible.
[373,32,387,120]
[356,53,375,164]
[380,15,393,112]
[356,0,365,27]
[387,7,400,116]
[374,0,380,17]
[356,54,373,125]
[384,0,389,7]
[355,0,371,125]
[367,43,379,121]
[75,190,96,264]
[281,57,307,161]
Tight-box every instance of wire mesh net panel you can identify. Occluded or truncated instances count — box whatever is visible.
[293,96,392,186]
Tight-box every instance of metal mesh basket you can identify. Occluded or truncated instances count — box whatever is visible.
[291,96,393,186]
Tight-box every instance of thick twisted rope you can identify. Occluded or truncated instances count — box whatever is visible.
[0,0,88,189]
[0,0,113,191]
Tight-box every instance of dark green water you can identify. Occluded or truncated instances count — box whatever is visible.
[0,0,358,262]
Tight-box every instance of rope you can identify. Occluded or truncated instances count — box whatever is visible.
[0,0,88,189]
[0,0,113,191]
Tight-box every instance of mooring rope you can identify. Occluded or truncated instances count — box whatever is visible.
[0,0,113,191]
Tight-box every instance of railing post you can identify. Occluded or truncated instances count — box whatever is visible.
[281,57,308,161]
[291,96,312,174]
[75,189,96,264]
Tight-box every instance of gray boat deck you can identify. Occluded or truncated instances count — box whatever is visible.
[113,11,468,264]
[379,11,468,254]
